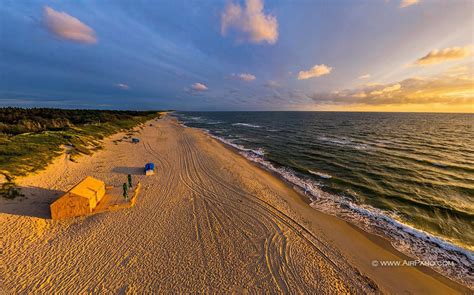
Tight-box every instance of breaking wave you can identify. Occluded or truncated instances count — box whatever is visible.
[308,170,332,179]
[232,123,261,128]
[174,111,474,288]
[206,131,474,288]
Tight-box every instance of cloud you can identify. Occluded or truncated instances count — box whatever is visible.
[264,80,280,87]
[309,66,473,105]
[297,64,333,80]
[43,6,97,44]
[400,0,419,8]
[415,46,472,66]
[115,83,130,90]
[365,82,382,87]
[358,74,371,79]
[352,92,367,98]
[234,73,256,81]
[191,82,208,91]
[369,83,401,96]
[221,0,278,44]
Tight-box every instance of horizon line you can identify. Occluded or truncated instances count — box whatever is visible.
[1,107,473,114]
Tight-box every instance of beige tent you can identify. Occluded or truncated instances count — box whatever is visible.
[50,176,106,220]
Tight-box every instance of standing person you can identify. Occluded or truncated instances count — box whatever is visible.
[128,174,132,188]
[123,183,129,200]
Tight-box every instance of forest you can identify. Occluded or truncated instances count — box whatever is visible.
[0,107,159,135]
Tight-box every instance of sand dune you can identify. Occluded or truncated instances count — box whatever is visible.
[0,116,468,293]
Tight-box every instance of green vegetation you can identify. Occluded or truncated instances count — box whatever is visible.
[0,174,23,199]
[0,108,162,198]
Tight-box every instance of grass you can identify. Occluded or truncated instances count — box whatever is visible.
[0,112,161,198]
[0,174,23,199]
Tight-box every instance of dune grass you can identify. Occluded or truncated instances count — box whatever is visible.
[0,109,162,198]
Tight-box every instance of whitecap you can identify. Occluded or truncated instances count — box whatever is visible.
[308,170,332,179]
[216,136,474,287]
[179,116,474,287]
[232,123,261,128]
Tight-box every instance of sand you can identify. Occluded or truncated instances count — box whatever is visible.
[0,115,469,293]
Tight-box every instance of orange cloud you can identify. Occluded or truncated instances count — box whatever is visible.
[400,0,419,8]
[297,64,332,80]
[43,6,97,44]
[369,83,401,96]
[191,83,208,91]
[221,0,278,44]
[415,46,472,66]
[309,66,473,106]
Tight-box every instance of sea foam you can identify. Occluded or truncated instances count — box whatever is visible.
[308,170,332,179]
[232,123,261,128]
[209,131,474,288]
[178,117,474,288]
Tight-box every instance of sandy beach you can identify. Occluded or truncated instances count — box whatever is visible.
[1,115,469,293]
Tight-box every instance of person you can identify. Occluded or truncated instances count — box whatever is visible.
[128,174,132,188]
[123,183,129,200]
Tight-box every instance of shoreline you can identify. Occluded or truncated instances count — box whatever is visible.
[177,113,473,255]
[1,115,470,293]
[215,135,469,287]
[179,117,473,292]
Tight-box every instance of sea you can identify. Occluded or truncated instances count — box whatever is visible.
[174,111,473,286]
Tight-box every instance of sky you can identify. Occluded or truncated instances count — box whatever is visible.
[0,0,473,112]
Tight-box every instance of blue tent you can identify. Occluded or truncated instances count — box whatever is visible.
[145,163,154,171]
[132,138,140,143]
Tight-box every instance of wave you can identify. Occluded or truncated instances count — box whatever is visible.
[206,120,223,125]
[209,133,474,288]
[317,136,369,150]
[177,115,474,287]
[232,122,261,128]
[318,136,346,144]
[206,133,265,156]
[432,162,448,168]
[179,115,224,125]
[308,170,332,179]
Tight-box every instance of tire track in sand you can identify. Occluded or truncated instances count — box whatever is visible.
[175,127,318,292]
[176,125,375,292]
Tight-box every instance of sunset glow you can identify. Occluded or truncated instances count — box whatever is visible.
[1,0,473,112]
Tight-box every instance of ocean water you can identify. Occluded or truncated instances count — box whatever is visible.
[174,111,474,285]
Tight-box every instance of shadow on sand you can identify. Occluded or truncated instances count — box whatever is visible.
[0,186,63,219]
[111,166,144,175]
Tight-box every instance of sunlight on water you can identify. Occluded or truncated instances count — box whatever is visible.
[175,111,474,285]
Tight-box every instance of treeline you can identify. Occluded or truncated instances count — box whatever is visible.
[0,108,159,135]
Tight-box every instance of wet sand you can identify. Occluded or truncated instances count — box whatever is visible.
[0,115,469,293]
